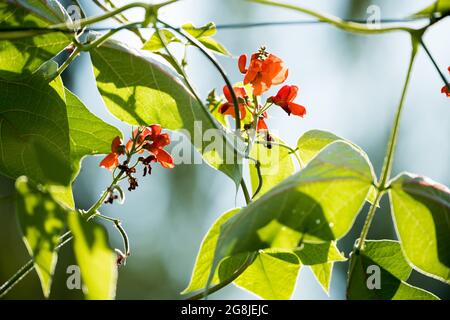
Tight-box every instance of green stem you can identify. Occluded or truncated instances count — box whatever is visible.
[96,214,130,256]
[79,22,142,51]
[53,45,81,79]
[0,231,73,298]
[50,0,177,30]
[378,39,418,189]
[250,0,415,34]
[92,0,146,43]
[158,19,242,131]
[240,179,251,204]
[155,21,252,202]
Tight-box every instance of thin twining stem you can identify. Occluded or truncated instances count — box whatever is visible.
[251,0,417,34]
[158,19,243,131]
[0,231,73,298]
[420,38,450,92]
[49,0,178,30]
[92,0,146,43]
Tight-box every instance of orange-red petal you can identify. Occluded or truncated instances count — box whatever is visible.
[155,149,175,169]
[111,136,122,153]
[99,153,119,170]
[238,54,247,74]
[257,117,268,132]
[288,102,306,117]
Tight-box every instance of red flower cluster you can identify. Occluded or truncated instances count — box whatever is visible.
[100,124,174,171]
[218,47,307,137]
[441,66,450,97]
[239,50,288,96]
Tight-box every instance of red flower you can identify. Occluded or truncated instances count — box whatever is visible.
[101,125,174,171]
[239,49,288,96]
[218,85,247,120]
[100,136,124,170]
[271,85,306,117]
[257,112,268,132]
[143,131,174,169]
[126,126,153,153]
[441,66,450,97]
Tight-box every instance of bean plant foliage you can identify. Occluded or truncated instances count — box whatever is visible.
[0,0,449,300]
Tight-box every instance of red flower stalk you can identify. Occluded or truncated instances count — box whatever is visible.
[441,66,450,97]
[99,136,124,171]
[239,48,288,96]
[218,85,247,120]
[271,85,306,117]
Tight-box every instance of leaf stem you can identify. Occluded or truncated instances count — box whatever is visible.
[419,38,450,92]
[250,0,415,34]
[357,36,418,250]
[378,38,418,189]
[92,0,146,43]
[50,0,177,30]
[240,179,251,205]
[53,45,81,79]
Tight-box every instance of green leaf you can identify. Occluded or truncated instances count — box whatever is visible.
[233,250,301,300]
[0,74,73,186]
[389,173,450,284]
[182,22,217,38]
[142,29,181,52]
[297,129,342,166]
[294,242,346,293]
[250,136,295,199]
[198,37,230,56]
[68,212,118,300]
[15,176,67,297]
[65,88,122,178]
[0,0,72,77]
[297,129,377,206]
[211,141,375,281]
[182,22,230,56]
[347,240,439,300]
[182,208,241,294]
[90,38,242,186]
[411,0,450,17]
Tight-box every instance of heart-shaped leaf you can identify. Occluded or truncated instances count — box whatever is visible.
[347,240,439,299]
[389,173,450,284]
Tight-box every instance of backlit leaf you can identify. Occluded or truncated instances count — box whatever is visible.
[389,173,450,284]
[68,212,118,300]
[15,176,67,297]
[0,74,73,186]
[347,240,439,300]
[0,0,72,77]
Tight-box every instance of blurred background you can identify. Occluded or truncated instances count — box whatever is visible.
[0,0,449,299]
